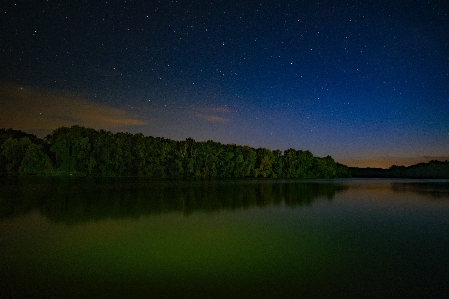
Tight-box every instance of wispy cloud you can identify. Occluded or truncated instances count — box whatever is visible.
[0,82,146,135]
[192,107,233,123]
[194,113,230,123]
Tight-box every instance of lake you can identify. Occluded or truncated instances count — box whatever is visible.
[1,178,448,298]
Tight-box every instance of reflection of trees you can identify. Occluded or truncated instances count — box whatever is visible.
[391,182,449,199]
[0,177,54,218]
[0,178,347,224]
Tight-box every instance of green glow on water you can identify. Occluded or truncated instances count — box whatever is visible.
[1,179,449,298]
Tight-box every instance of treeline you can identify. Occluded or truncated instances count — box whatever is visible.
[350,160,449,179]
[0,126,351,178]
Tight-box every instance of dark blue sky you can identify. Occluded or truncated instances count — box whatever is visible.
[1,0,448,167]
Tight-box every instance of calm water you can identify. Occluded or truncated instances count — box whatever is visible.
[1,178,448,298]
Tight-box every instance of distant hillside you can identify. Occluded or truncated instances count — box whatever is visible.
[350,160,449,179]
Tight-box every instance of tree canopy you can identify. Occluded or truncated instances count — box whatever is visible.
[1,126,351,178]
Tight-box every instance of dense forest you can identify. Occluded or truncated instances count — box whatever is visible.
[350,161,449,179]
[0,126,351,179]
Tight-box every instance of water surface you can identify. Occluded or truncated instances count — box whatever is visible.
[1,178,448,298]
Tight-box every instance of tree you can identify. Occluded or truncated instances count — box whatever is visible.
[255,148,273,178]
[1,137,31,175]
[283,148,298,178]
[313,156,337,178]
[271,149,284,178]
[232,145,245,178]
[20,143,53,175]
[241,146,257,177]
[132,133,147,177]
[217,145,235,178]
[143,137,171,178]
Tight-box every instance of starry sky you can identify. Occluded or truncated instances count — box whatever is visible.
[1,0,448,168]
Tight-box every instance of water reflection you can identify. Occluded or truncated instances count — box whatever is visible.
[1,178,448,299]
[391,180,449,199]
[0,178,347,224]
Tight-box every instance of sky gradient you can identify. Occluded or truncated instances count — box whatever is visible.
[1,0,448,168]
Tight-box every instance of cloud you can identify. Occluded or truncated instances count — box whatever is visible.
[192,107,233,123]
[0,82,146,136]
[194,113,230,123]
[206,107,234,113]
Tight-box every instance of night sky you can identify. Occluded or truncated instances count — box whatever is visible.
[1,0,448,168]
